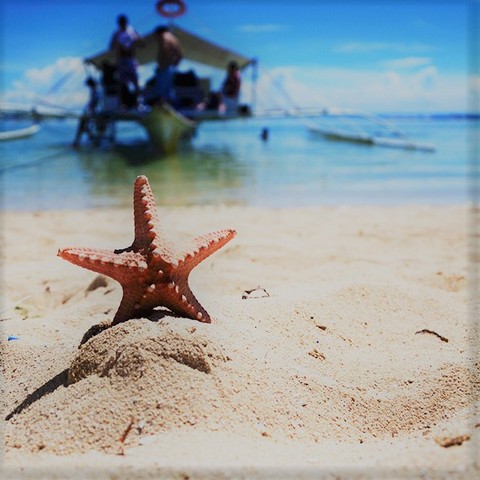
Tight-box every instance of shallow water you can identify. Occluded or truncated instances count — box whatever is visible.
[0,115,475,211]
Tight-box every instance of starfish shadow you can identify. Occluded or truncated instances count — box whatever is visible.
[5,369,69,421]
[149,308,184,323]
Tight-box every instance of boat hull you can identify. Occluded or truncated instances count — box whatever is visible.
[0,124,40,141]
[308,126,435,152]
[140,104,196,155]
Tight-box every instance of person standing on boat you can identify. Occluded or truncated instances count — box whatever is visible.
[221,61,241,112]
[110,14,143,108]
[153,26,183,104]
[72,77,99,147]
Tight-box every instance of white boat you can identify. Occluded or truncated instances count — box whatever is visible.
[0,123,40,141]
[83,21,255,154]
[307,108,435,152]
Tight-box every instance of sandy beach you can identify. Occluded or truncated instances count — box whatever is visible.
[1,203,479,479]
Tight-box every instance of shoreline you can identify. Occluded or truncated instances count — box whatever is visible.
[2,203,478,478]
[1,196,473,213]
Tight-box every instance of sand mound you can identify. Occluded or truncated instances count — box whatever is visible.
[69,319,228,383]
[5,318,232,455]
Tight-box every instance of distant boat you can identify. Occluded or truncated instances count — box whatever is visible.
[307,108,435,152]
[0,123,40,141]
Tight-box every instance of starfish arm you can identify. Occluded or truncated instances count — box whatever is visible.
[132,176,177,268]
[132,175,161,252]
[57,247,147,284]
[112,283,149,324]
[150,281,212,323]
[180,229,236,270]
[171,284,212,323]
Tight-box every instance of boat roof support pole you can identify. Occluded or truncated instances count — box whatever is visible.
[251,58,258,113]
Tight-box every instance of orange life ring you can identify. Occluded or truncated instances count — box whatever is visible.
[156,0,186,19]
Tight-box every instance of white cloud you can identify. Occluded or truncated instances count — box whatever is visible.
[25,57,82,86]
[382,56,433,70]
[333,42,434,54]
[243,65,469,113]
[3,56,87,109]
[470,74,480,91]
[236,24,288,33]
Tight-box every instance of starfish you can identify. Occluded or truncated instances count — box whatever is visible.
[58,175,236,325]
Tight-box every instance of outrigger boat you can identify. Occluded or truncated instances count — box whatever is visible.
[82,1,255,154]
[305,108,435,152]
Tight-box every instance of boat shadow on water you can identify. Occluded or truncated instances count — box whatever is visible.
[113,141,164,165]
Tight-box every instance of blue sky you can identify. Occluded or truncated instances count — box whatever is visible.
[2,0,478,113]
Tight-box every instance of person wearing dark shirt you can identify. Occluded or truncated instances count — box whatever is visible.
[72,77,99,147]
[222,61,241,112]
[109,14,142,108]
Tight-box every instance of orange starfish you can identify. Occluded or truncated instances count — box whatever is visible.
[58,175,236,324]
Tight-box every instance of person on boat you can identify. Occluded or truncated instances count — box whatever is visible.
[221,61,241,112]
[100,61,120,110]
[72,77,99,147]
[101,61,118,96]
[109,14,143,108]
[153,25,183,104]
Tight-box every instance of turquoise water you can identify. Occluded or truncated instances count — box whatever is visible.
[0,115,476,211]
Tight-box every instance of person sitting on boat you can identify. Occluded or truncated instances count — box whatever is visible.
[153,25,183,104]
[101,61,119,96]
[221,61,241,112]
[72,77,99,147]
[109,14,143,108]
[100,61,120,110]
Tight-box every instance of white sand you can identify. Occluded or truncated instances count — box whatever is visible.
[1,204,479,479]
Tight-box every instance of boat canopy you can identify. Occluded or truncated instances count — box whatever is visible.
[85,25,254,71]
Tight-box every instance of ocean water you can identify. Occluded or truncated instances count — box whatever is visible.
[0,115,476,211]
